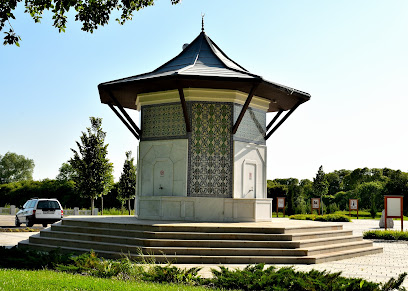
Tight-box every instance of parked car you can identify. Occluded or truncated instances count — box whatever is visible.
[15,198,63,227]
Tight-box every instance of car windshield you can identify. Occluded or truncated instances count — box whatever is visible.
[37,201,60,210]
[27,200,36,208]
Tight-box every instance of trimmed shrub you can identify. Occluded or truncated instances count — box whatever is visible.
[208,263,406,291]
[290,214,351,222]
[364,230,408,241]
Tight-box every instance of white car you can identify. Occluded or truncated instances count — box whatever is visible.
[15,198,63,227]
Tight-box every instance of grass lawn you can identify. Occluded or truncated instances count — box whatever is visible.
[0,269,212,291]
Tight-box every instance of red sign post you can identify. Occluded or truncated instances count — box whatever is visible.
[384,195,404,231]
[349,199,359,219]
[311,198,320,215]
[276,197,285,217]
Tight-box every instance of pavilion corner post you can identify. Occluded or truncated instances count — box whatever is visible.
[232,82,260,134]
[177,88,191,133]
[264,100,303,140]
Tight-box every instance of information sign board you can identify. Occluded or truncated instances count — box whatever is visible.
[349,199,359,219]
[311,198,320,215]
[276,197,285,217]
[384,195,403,230]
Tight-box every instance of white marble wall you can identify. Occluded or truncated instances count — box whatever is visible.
[233,141,267,199]
[137,139,188,197]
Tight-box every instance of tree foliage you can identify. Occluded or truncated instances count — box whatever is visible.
[1,0,180,46]
[118,151,136,215]
[0,179,77,208]
[0,152,34,184]
[267,167,408,216]
[313,165,328,197]
[56,162,76,182]
[69,117,113,213]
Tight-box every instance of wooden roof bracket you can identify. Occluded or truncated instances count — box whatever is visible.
[264,100,302,140]
[108,103,140,140]
[107,90,141,139]
[266,109,284,131]
[178,88,192,132]
[232,82,260,134]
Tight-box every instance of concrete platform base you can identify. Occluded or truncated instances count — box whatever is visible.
[18,216,382,264]
[136,197,273,222]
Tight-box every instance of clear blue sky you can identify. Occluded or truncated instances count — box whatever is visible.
[1,1,407,182]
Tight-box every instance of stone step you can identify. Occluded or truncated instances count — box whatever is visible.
[297,235,364,248]
[134,241,374,257]
[41,229,359,250]
[60,218,343,235]
[312,246,383,264]
[306,240,374,256]
[51,224,350,242]
[17,239,314,264]
[30,231,374,258]
[38,230,300,249]
[18,218,382,265]
[290,230,353,240]
[18,239,383,265]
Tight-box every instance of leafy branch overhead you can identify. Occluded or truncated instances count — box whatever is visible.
[1,0,181,46]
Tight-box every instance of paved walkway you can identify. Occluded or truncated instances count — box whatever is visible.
[1,215,407,287]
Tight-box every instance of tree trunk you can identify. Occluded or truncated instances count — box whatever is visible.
[101,196,104,215]
[127,199,131,215]
[91,198,94,215]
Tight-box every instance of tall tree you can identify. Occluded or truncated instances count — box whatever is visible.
[313,165,329,214]
[1,0,180,46]
[118,151,137,215]
[69,117,113,214]
[0,152,34,184]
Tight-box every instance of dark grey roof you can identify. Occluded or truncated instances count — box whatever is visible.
[98,31,310,112]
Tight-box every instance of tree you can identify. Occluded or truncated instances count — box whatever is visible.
[313,165,329,214]
[1,0,180,46]
[69,117,113,215]
[355,181,384,218]
[118,151,137,215]
[0,152,34,184]
[56,162,76,181]
[325,172,341,195]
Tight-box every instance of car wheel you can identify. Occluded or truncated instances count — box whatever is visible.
[26,218,34,227]
[15,216,21,227]
[42,223,47,227]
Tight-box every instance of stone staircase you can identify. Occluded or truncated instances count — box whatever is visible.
[18,217,382,264]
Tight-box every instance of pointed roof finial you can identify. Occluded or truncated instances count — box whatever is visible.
[201,13,205,32]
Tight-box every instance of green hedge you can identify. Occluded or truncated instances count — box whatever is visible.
[363,230,408,241]
[289,214,351,222]
[1,248,406,290]
[0,180,123,209]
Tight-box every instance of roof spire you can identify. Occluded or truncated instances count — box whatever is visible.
[201,13,205,32]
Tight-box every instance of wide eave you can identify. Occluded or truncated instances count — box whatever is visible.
[98,31,310,113]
